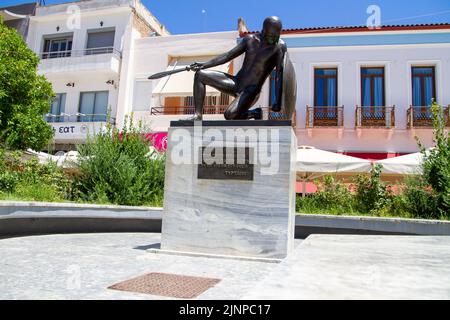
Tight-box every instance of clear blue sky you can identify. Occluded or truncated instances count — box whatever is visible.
[2,0,450,34]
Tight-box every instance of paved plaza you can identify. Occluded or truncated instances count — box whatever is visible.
[1,233,450,299]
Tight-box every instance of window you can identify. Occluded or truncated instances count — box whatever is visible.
[86,29,115,55]
[361,67,385,106]
[47,93,66,123]
[42,36,73,59]
[361,67,385,119]
[78,91,109,122]
[412,66,436,107]
[314,68,338,107]
[132,80,153,112]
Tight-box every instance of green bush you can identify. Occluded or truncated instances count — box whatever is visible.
[416,101,449,217]
[397,176,438,219]
[296,175,356,214]
[74,117,165,206]
[354,164,392,214]
[0,171,19,193]
[0,148,71,201]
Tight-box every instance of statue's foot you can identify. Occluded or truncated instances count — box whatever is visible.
[247,107,263,120]
[182,114,203,121]
[271,105,281,112]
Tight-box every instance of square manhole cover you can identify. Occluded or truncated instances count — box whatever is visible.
[108,272,221,299]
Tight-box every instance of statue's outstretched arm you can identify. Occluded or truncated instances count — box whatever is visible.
[273,44,287,111]
[199,37,248,69]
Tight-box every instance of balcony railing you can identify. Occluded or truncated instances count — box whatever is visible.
[407,106,433,128]
[306,106,344,127]
[45,113,116,124]
[150,105,228,115]
[150,106,296,126]
[356,106,395,128]
[446,106,450,127]
[40,47,121,60]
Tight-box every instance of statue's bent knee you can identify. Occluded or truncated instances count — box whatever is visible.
[194,70,205,82]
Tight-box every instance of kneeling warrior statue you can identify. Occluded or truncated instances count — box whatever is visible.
[149,16,296,121]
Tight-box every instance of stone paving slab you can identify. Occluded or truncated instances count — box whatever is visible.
[0,233,283,300]
[1,233,450,299]
[244,234,450,300]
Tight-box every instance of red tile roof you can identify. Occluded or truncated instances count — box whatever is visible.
[241,23,450,37]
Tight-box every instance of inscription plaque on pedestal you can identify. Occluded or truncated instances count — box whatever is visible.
[198,147,254,181]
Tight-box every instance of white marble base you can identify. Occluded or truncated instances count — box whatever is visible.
[161,123,297,259]
[147,248,282,263]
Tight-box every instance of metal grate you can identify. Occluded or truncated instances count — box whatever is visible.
[108,272,221,299]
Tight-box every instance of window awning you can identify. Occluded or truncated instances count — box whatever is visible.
[152,56,231,97]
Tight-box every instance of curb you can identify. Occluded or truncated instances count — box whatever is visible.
[1,202,449,238]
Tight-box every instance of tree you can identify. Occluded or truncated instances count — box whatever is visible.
[0,19,54,150]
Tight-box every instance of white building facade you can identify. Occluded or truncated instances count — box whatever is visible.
[23,0,169,150]
[130,25,450,158]
[3,1,449,157]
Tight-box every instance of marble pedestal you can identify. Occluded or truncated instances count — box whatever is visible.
[161,120,297,259]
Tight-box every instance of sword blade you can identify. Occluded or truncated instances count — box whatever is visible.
[148,66,190,80]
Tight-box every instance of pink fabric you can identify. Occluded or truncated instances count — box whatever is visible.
[146,132,168,152]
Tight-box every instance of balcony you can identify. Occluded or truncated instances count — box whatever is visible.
[45,114,115,143]
[306,106,343,128]
[151,106,295,122]
[446,106,450,127]
[38,47,121,75]
[150,105,228,116]
[45,113,116,124]
[356,106,395,128]
[407,106,433,128]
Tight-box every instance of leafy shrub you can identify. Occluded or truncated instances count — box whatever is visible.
[354,164,392,214]
[0,171,19,192]
[397,176,438,219]
[296,175,355,214]
[416,101,449,217]
[74,116,165,206]
[0,147,71,201]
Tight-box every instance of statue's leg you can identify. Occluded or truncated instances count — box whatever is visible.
[188,70,237,120]
[224,86,262,120]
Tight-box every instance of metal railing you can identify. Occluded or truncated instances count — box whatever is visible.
[45,113,116,124]
[407,106,433,128]
[306,106,344,127]
[150,106,296,127]
[40,47,121,60]
[355,106,395,128]
[150,105,228,115]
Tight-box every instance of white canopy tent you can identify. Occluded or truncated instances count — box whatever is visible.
[0,10,26,21]
[25,149,56,165]
[296,146,372,174]
[152,56,231,98]
[375,151,425,175]
[296,146,372,196]
[25,149,78,168]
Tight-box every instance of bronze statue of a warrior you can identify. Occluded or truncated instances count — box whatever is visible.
[149,16,296,121]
